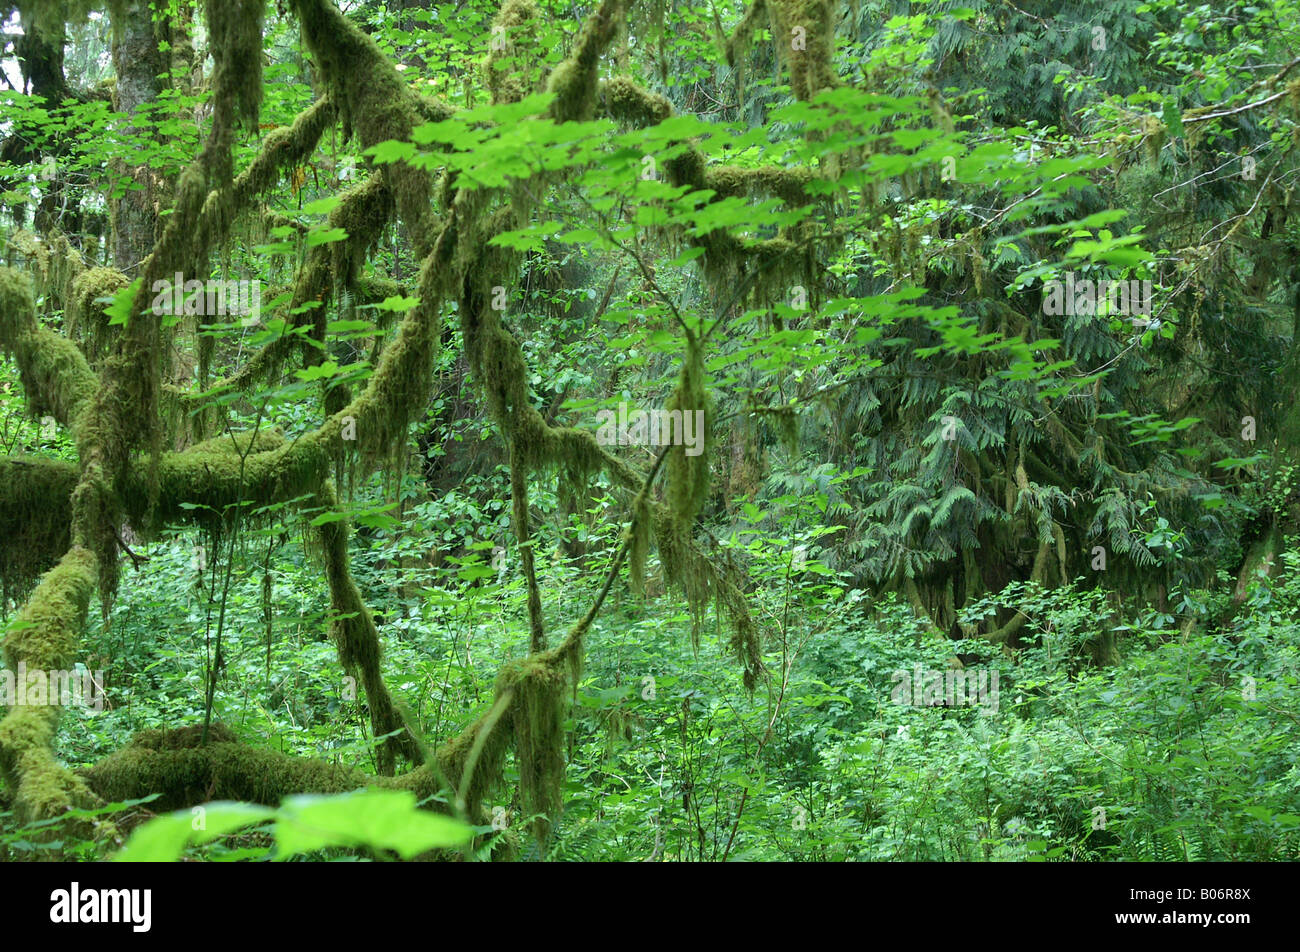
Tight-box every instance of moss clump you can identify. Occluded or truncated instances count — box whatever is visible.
[80,739,433,813]
[129,723,238,750]
[546,0,629,122]
[705,165,811,208]
[68,266,128,360]
[18,328,99,432]
[602,76,672,125]
[134,425,331,532]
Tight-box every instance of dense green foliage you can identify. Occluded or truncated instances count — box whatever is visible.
[0,0,1297,861]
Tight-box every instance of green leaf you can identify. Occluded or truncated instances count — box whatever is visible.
[273,789,473,859]
[306,227,349,247]
[1162,99,1184,140]
[115,802,274,862]
[301,195,342,216]
[365,139,418,164]
[371,295,421,312]
[104,277,144,328]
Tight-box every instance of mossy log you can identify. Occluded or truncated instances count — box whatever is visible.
[0,547,104,829]
[80,725,441,812]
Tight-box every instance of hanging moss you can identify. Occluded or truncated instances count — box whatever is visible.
[82,0,769,855]
[178,96,336,268]
[724,0,767,69]
[188,175,398,413]
[510,450,546,650]
[0,456,76,602]
[494,655,567,844]
[328,174,396,294]
[291,0,437,255]
[651,504,763,690]
[312,483,421,774]
[628,491,650,596]
[45,232,86,310]
[334,251,443,474]
[0,265,37,342]
[433,707,511,818]
[767,0,839,102]
[6,230,50,285]
[201,0,266,184]
[664,337,711,530]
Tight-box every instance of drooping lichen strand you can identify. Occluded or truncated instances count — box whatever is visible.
[652,505,763,690]
[664,337,710,530]
[311,484,421,774]
[767,0,838,102]
[495,655,567,844]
